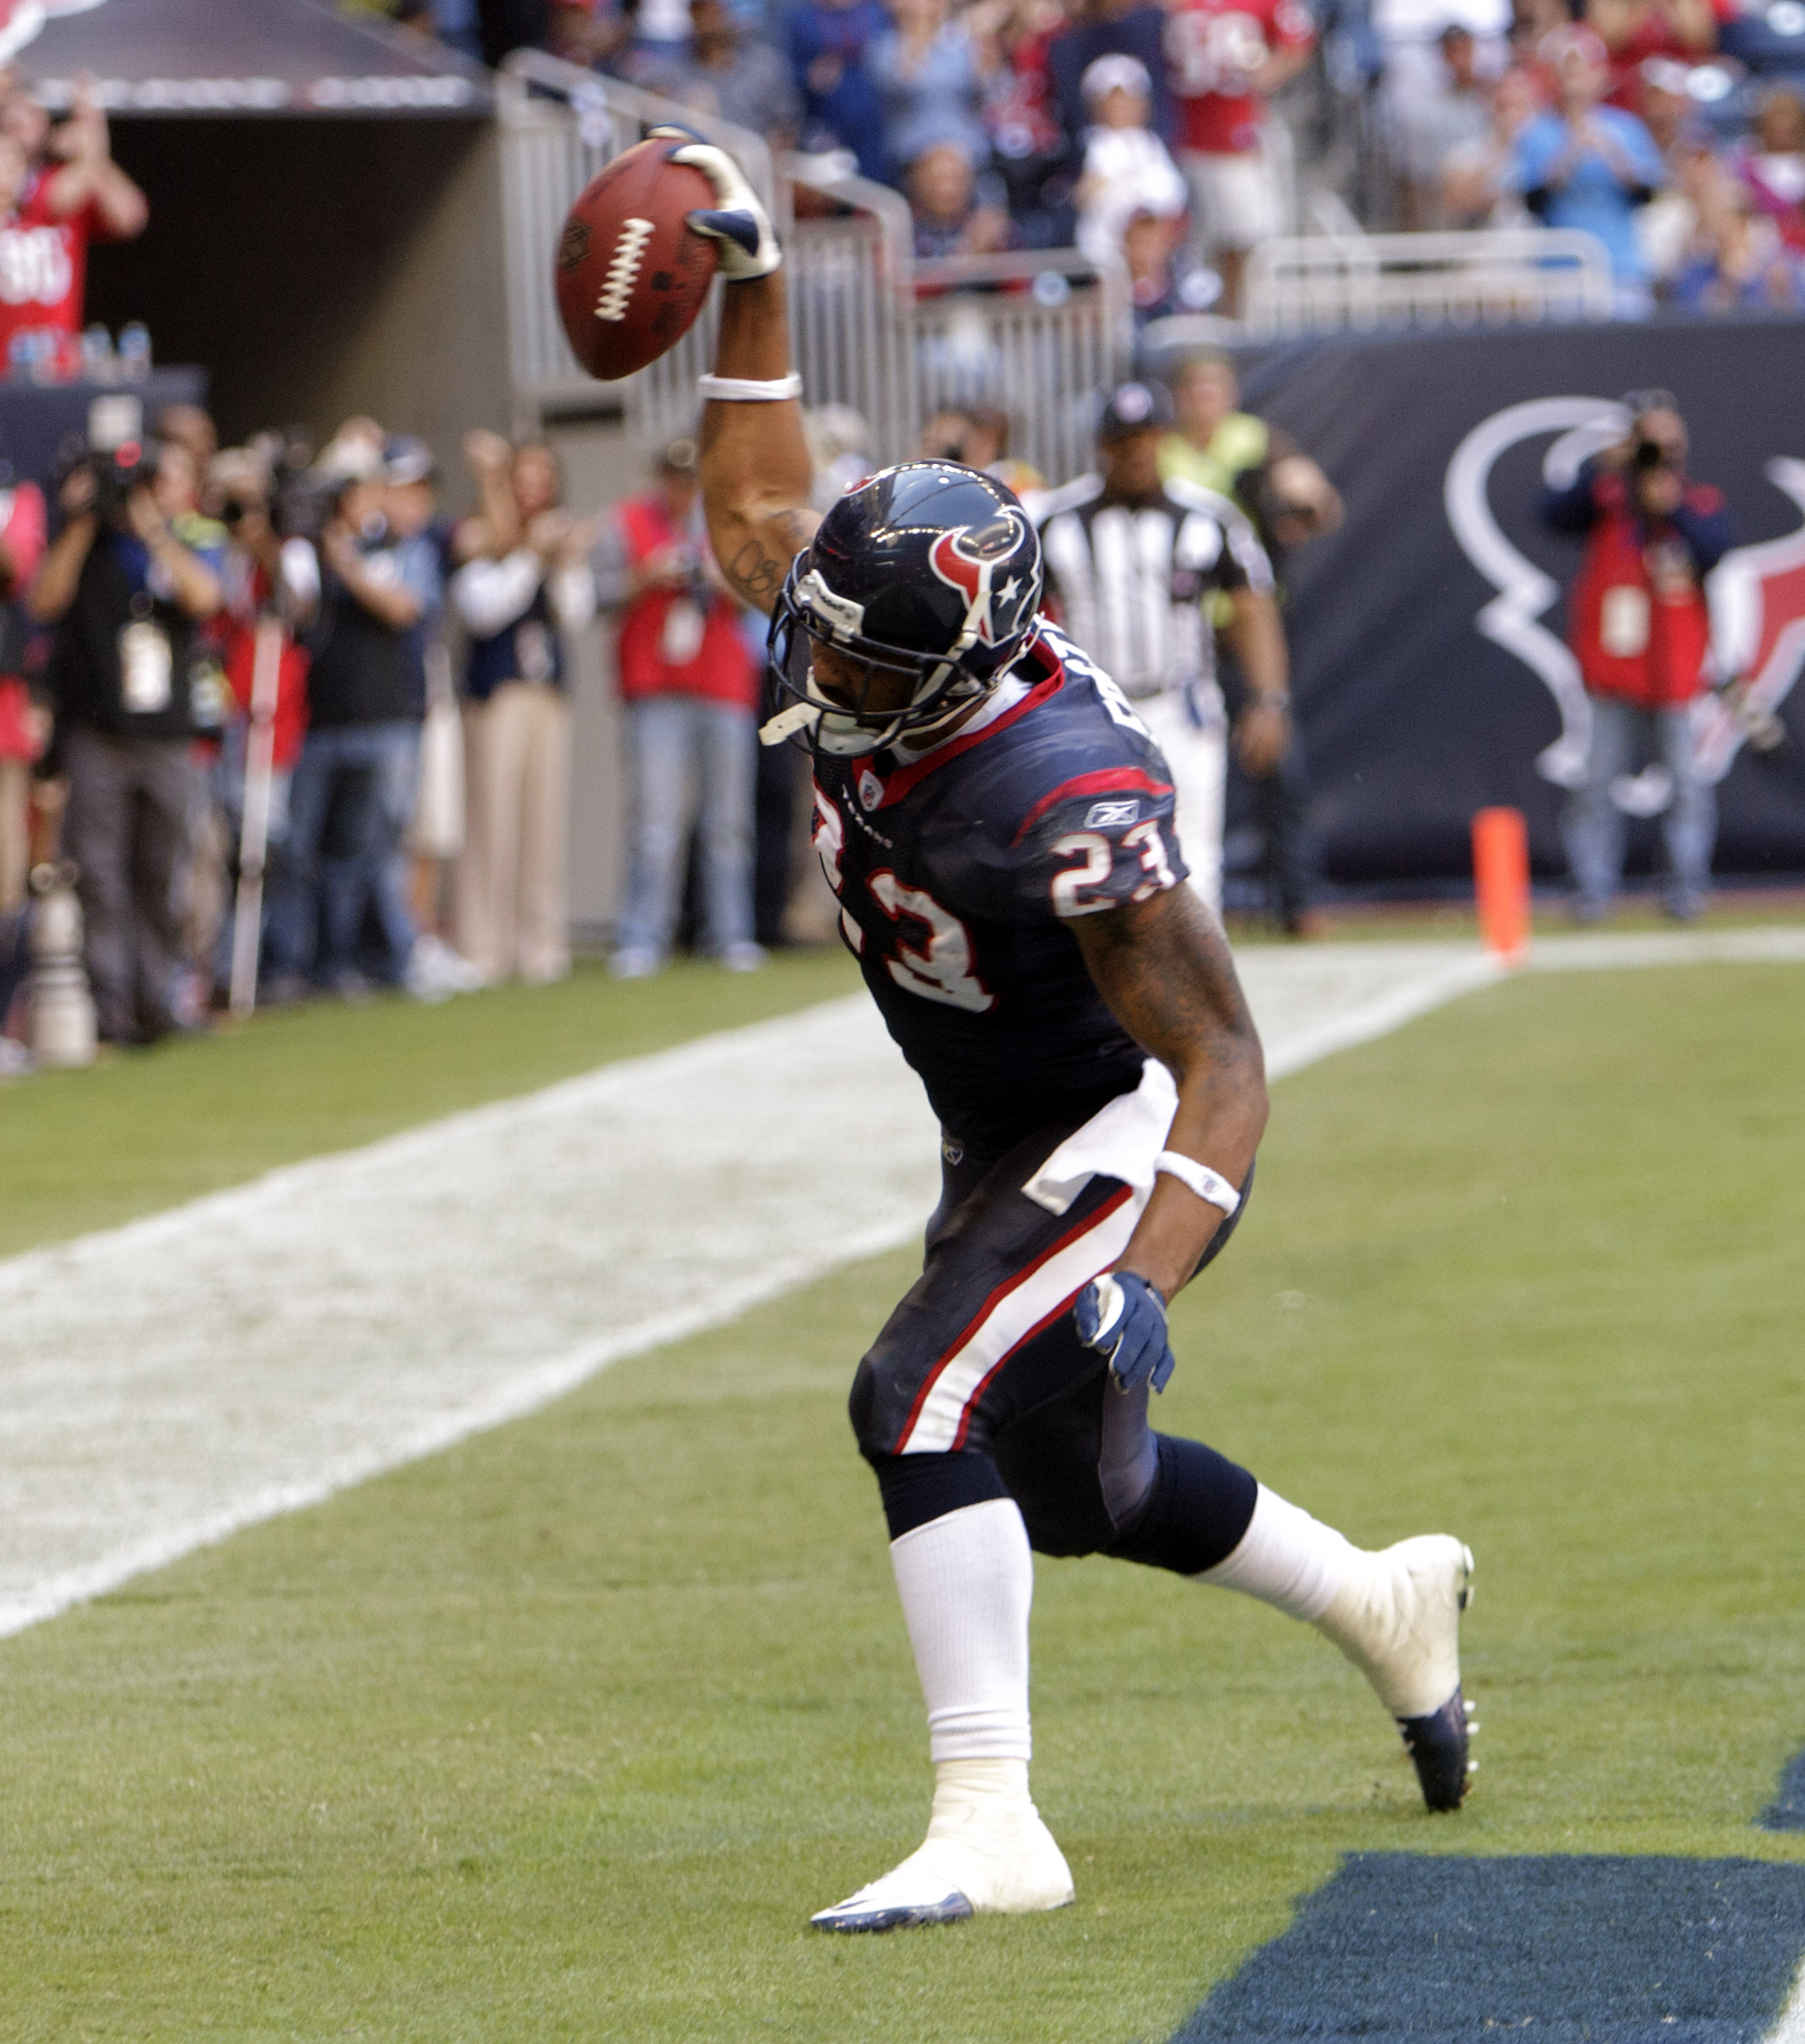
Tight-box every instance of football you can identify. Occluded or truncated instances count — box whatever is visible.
[555,138,719,382]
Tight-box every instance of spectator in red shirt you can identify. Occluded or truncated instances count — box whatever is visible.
[0,464,45,914]
[1542,393,1731,923]
[0,76,146,370]
[594,435,762,979]
[1164,0,1314,315]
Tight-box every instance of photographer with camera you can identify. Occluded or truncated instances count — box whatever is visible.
[27,435,223,1042]
[266,451,434,1000]
[1543,390,1733,924]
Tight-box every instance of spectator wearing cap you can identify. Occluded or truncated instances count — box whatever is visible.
[1074,54,1188,275]
[1049,0,1177,157]
[450,438,596,989]
[1160,349,1340,935]
[1032,381,1289,915]
[1163,0,1314,313]
[594,437,762,979]
[1508,26,1667,313]
[267,438,442,1000]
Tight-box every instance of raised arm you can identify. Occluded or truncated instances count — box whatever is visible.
[701,272,818,613]
[649,128,819,616]
[1068,884,1268,1393]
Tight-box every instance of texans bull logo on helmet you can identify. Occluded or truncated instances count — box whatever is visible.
[928,512,1036,650]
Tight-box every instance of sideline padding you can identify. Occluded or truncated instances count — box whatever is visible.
[1171,1853,1805,2043]
[1763,1752,1805,1832]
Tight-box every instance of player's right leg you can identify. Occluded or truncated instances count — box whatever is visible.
[810,1117,1146,1933]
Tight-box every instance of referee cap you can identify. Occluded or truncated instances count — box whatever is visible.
[1096,380,1174,443]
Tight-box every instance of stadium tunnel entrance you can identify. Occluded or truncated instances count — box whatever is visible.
[23,0,510,471]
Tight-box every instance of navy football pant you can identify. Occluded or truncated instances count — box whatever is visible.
[849,1106,1259,1570]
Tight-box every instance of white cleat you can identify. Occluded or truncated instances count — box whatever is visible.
[1315,1535,1475,1811]
[810,1763,1075,1933]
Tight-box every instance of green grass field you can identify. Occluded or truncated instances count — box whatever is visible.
[2,960,1802,2041]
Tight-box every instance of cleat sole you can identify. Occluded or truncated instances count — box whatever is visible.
[810,1891,974,1934]
[1399,1683,1472,1812]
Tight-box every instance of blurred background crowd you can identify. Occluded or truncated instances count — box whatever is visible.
[5,358,1346,1053]
[354,0,1805,320]
[0,15,1791,1070]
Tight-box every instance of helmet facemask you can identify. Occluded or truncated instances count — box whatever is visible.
[765,570,1000,757]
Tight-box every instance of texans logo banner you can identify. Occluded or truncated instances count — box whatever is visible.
[1235,317,1805,887]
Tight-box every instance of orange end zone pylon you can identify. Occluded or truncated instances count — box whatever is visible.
[1472,807,1530,964]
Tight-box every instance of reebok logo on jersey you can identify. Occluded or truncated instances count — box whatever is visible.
[1084,799,1140,829]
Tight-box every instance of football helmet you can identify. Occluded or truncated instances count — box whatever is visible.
[763,461,1043,756]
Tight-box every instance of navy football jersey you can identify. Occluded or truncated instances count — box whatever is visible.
[810,621,1188,1151]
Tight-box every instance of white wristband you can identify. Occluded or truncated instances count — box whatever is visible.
[698,372,802,403]
[1155,1150,1241,1216]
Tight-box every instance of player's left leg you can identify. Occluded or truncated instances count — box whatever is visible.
[998,1363,1476,1812]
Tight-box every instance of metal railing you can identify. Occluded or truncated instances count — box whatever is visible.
[497,57,1127,482]
[1244,228,1616,334]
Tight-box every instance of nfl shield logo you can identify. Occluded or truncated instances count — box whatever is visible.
[858,768,884,811]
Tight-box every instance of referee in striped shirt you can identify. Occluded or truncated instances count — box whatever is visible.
[1031,382,1291,914]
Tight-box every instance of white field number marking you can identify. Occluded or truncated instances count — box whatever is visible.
[596,216,653,322]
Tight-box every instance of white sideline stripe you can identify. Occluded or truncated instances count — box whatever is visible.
[1529,926,1805,972]
[900,1186,1143,1455]
[1769,1957,1805,2044]
[3,929,1801,1642]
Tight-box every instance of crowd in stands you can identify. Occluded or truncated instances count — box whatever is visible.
[372,0,1805,320]
[1,402,791,1057]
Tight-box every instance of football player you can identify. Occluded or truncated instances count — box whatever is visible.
[661,127,1475,1933]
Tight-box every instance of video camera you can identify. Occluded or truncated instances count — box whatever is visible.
[217,431,353,545]
[53,434,155,529]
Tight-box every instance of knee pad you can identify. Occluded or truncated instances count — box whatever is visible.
[1107,1435,1259,1577]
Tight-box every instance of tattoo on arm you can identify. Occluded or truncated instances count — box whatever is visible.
[726,510,815,611]
[729,540,787,605]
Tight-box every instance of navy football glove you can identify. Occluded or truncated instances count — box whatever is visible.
[1075,1271,1175,1394]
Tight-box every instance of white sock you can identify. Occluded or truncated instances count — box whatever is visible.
[890,1497,1034,1764]
[1194,1482,1355,1622]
